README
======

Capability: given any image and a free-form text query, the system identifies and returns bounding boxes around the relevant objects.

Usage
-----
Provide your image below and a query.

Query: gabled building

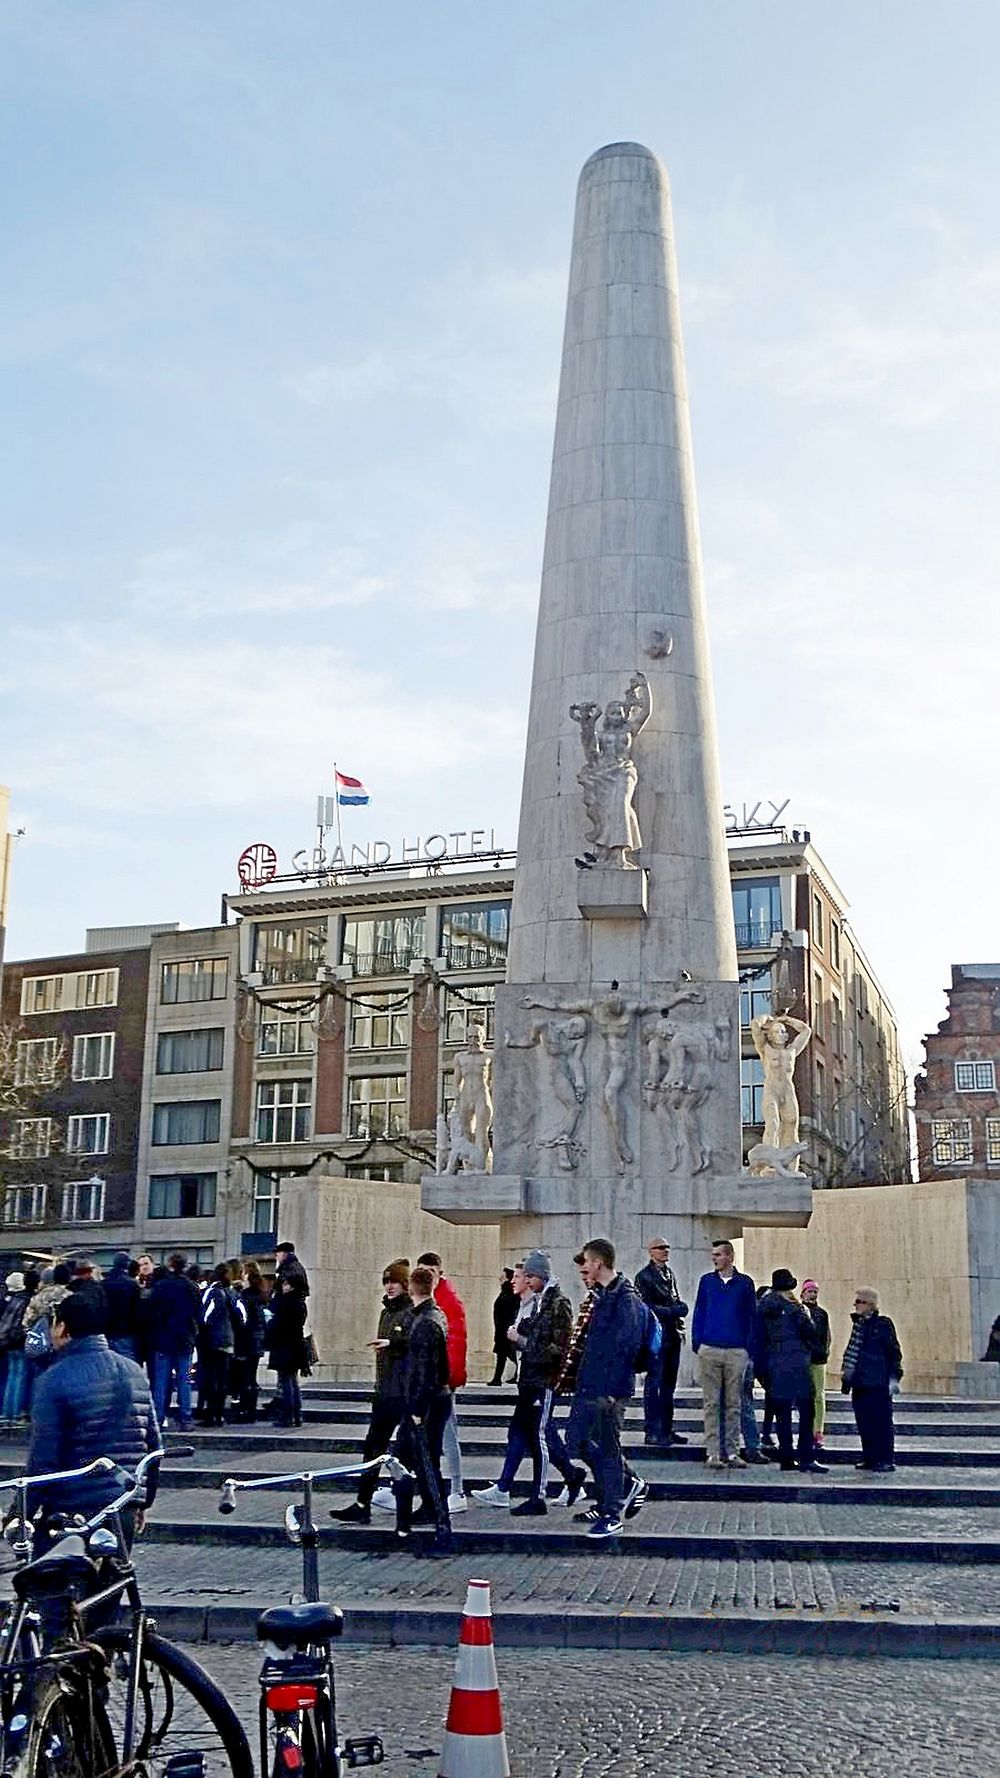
[914,964,1000,1180]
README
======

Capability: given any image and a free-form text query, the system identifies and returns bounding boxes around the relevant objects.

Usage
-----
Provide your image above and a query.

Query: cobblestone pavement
[176,1643,1000,1777]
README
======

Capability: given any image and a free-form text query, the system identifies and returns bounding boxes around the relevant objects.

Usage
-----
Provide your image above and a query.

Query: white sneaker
[370,1487,395,1512]
[470,1485,510,1508]
[448,1492,468,1514]
[553,1485,570,1507]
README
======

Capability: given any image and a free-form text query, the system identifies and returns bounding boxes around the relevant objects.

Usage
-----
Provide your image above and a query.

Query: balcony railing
[345,950,420,978]
[259,959,324,986]
[735,923,782,951]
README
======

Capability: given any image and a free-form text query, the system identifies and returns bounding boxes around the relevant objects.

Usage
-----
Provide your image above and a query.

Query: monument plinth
[422,142,810,1293]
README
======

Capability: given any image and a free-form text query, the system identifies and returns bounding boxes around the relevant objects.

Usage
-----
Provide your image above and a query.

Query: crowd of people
[0,1240,314,1435]
[0,1230,916,1552]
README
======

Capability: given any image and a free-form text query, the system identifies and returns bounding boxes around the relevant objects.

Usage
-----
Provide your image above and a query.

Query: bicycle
[218,1454,404,1776]
[0,1447,255,1777]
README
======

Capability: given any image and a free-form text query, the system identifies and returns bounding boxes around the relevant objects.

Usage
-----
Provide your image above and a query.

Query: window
[71,1032,115,1081]
[9,1118,53,1159]
[160,958,229,1004]
[62,1178,105,1224]
[14,1037,62,1086]
[439,900,511,971]
[255,1080,312,1144]
[831,995,844,1058]
[740,1057,765,1125]
[830,920,841,971]
[148,1172,218,1218]
[931,1119,973,1166]
[252,1171,285,1235]
[812,971,825,1041]
[348,1074,407,1138]
[253,922,326,986]
[986,1120,1000,1167]
[20,968,119,1014]
[341,911,425,977]
[814,1059,827,1129]
[350,994,409,1051]
[156,1029,225,1074]
[344,1162,405,1182]
[856,974,869,1018]
[739,969,773,1029]
[67,1113,110,1155]
[443,985,496,1046]
[2,1185,47,1226]
[258,1010,316,1058]
[955,1060,996,1093]
[151,1100,221,1146]
[730,880,782,950]
[812,893,824,949]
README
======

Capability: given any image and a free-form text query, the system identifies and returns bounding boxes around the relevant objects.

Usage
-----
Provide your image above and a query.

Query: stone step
[248,1403,1000,1438]
[299,1383,1000,1417]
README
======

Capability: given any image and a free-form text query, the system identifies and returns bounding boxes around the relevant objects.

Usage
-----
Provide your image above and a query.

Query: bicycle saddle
[12,1535,99,1601]
[256,1602,344,1647]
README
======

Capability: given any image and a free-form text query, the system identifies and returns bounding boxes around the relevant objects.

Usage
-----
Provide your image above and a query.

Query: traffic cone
[437,1578,511,1778]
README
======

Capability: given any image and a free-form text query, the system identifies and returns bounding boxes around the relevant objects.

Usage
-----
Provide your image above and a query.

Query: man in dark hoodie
[104,1252,142,1360]
[566,1238,649,1540]
[392,1264,453,1553]
[331,1260,413,1525]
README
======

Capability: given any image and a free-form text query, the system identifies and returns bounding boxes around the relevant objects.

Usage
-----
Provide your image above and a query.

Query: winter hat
[40,1267,55,1286]
[523,1250,552,1282]
[801,1279,819,1293]
[4,1273,25,1293]
[383,1260,410,1288]
[111,1250,131,1272]
[771,1268,798,1292]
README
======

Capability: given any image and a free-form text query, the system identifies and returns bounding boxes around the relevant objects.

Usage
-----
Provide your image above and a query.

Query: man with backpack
[566,1239,651,1540]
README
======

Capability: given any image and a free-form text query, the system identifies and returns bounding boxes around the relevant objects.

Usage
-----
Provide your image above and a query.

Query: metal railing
[734,923,782,951]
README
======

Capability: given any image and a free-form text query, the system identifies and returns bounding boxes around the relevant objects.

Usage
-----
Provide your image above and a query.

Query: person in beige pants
[691,1240,758,1471]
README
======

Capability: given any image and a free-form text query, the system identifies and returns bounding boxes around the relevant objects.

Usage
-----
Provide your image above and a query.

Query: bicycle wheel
[6,1676,117,1778]
[93,1625,254,1778]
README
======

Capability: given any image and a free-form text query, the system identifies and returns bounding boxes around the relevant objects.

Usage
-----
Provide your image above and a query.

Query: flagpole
[333,758,345,860]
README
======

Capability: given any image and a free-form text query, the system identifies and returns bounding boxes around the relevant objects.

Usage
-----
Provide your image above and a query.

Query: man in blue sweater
[691,1240,757,1470]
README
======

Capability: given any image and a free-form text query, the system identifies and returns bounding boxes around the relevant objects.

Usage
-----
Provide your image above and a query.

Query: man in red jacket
[417,1251,468,1515]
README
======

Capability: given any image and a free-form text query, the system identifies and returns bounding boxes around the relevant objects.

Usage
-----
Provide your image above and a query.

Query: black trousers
[237,1354,261,1421]
[200,1349,230,1427]
[489,1349,517,1385]
[358,1396,404,1507]
[642,1334,681,1439]
[773,1392,814,1468]
[852,1383,895,1466]
[394,1394,452,1542]
[566,1396,628,1520]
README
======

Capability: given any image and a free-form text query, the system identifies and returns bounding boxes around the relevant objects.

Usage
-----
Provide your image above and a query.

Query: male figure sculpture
[643,991,720,1175]
[569,670,651,868]
[448,1024,494,1173]
[750,1014,812,1165]
[523,983,643,1171]
[503,1013,589,1171]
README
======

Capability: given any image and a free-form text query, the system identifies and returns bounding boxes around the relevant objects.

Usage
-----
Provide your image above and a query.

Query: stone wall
[745,1177,1000,1396]
[278,1174,501,1382]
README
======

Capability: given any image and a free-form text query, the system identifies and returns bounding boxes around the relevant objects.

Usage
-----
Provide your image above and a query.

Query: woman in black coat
[488,1270,518,1386]
[754,1270,826,1473]
[267,1279,308,1428]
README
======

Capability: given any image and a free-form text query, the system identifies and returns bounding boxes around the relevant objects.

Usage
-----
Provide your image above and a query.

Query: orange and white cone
[437,1578,511,1778]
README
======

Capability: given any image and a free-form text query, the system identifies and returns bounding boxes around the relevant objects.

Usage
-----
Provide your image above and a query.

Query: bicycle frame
[0,1445,187,1769]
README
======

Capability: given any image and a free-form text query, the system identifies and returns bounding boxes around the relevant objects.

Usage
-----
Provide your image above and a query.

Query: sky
[2,0,999,1079]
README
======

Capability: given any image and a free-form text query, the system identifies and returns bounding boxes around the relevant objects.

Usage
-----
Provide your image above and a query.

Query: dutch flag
[335,768,371,807]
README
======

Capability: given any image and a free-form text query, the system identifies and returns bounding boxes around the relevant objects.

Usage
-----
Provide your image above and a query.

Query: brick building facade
[914,964,1000,1180]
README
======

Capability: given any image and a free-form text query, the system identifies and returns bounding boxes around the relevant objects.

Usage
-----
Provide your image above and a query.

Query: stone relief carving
[750,1014,812,1168]
[503,1013,589,1172]
[569,670,651,869]
[523,983,647,1172]
[644,627,673,660]
[446,1023,494,1173]
[642,988,726,1175]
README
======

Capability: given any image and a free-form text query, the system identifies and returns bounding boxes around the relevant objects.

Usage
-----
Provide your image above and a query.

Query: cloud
[127,539,388,618]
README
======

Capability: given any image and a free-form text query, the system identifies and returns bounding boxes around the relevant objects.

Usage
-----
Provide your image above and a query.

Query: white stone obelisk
[423,143,810,1294]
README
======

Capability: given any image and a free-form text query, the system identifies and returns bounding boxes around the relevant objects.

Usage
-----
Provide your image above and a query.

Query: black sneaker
[511,1498,547,1517]
[623,1476,648,1519]
[329,1502,371,1523]
[742,1450,770,1466]
[573,1506,601,1524]
[666,1431,689,1445]
[799,1461,830,1474]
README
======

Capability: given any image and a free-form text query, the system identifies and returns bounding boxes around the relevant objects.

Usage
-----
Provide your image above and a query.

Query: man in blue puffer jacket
[26,1293,160,1549]
[566,1238,649,1540]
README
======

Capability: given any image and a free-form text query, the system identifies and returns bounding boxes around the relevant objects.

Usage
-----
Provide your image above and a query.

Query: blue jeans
[2,1352,27,1421]
[277,1371,301,1424]
[566,1396,628,1521]
[152,1351,193,1426]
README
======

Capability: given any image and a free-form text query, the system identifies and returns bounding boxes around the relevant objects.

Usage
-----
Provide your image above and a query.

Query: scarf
[841,1314,865,1388]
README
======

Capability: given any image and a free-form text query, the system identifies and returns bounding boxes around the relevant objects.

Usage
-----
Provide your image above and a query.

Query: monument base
[421,1172,527,1223]
[576,867,648,920]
